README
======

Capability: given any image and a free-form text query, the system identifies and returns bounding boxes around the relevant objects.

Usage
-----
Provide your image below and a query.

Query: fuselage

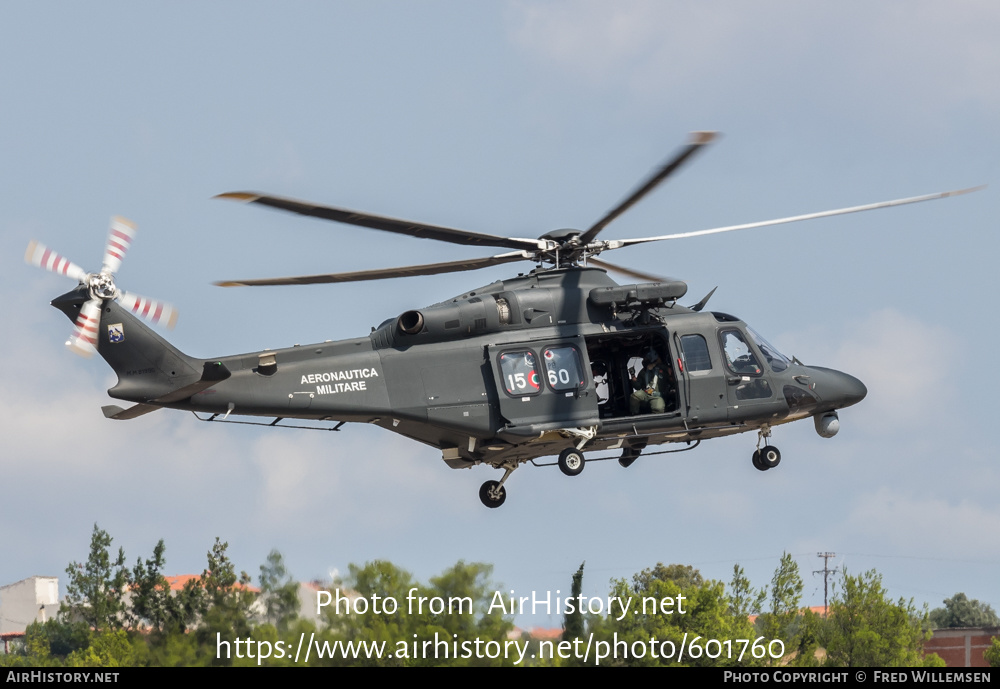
[64,266,865,469]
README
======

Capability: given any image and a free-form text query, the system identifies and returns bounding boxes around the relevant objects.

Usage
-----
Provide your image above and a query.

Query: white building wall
[0,577,60,635]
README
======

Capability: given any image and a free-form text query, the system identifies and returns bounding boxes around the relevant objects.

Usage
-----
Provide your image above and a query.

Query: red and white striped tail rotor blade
[66,298,102,357]
[118,292,178,329]
[25,240,87,283]
[101,216,136,275]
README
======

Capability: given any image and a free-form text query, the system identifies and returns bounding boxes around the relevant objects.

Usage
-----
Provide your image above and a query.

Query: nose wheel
[752,445,781,471]
[751,425,781,471]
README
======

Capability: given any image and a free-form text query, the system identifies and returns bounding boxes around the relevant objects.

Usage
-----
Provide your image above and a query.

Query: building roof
[163,574,260,593]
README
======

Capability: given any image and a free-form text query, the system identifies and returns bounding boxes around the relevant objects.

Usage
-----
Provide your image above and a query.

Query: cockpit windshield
[747,327,790,372]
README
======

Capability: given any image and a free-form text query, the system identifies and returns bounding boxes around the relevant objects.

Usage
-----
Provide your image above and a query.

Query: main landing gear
[557,448,585,476]
[751,425,781,472]
[479,448,588,508]
[479,480,506,508]
[479,462,518,508]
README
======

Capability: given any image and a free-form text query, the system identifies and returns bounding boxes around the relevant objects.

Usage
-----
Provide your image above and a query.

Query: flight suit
[630,363,669,415]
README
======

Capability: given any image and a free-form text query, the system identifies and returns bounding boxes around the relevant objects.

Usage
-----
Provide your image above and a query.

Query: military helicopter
[27,132,980,508]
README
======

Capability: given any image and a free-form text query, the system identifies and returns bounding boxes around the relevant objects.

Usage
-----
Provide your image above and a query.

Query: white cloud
[780,308,960,434]
[507,1,740,89]
[506,1,1000,116]
[834,310,959,432]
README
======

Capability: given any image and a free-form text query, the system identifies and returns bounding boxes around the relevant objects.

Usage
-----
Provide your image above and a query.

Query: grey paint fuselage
[55,266,866,469]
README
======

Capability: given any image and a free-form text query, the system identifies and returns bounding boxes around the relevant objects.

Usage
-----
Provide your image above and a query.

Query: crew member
[630,349,670,415]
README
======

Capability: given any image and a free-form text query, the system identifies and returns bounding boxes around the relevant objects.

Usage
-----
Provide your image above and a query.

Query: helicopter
[27,132,981,508]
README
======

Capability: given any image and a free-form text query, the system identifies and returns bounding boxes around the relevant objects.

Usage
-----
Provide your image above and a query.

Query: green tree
[62,524,130,632]
[823,569,942,667]
[423,560,512,665]
[259,549,300,632]
[65,629,140,667]
[327,559,416,667]
[787,608,826,667]
[727,563,766,660]
[170,576,207,633]
[633,563,703,591]
[323,559,514,666]
[727,564,765,621]
[756,552,804,663]
[129,539,173,633]
[590,563,744,667]
[426,561,510,642]
[197,538,256,642]
[928,593,1000,629]
[563,562,586,642]
[0,620,90,667]
[984,637,1000,668]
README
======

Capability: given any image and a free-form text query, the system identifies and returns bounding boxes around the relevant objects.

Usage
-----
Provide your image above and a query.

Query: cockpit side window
[680,334,712,372]
[720,330,763,376]
[498,350,542,396]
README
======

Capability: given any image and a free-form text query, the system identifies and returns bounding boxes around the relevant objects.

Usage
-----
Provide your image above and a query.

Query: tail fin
[51,287,202,403]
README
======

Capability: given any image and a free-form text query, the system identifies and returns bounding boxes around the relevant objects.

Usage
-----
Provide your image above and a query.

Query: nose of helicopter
[833,371,867,408]
[809,367,867,409]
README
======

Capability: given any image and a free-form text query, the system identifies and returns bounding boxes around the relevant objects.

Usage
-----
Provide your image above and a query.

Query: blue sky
[2,1,998,630]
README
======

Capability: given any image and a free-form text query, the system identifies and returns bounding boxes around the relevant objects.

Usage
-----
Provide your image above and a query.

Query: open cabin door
[583,328,680,420]
[488,337,597,429]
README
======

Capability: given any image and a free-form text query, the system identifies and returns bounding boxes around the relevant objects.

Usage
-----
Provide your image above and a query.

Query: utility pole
[813,552,838,616]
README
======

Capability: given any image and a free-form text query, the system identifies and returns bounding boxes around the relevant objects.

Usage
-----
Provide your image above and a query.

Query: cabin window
[498,350,542,396]
[679,334,712,372]
[542,345,586,391]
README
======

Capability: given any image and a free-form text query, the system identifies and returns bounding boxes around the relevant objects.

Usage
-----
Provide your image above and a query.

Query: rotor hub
[89,273,118,301]
[537,228,582,245]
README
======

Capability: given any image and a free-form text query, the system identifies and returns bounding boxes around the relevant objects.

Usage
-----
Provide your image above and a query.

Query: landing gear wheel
[759,445,781,469]
[479,480,506,508]
[558,448,585,477]
[752,449,767,472]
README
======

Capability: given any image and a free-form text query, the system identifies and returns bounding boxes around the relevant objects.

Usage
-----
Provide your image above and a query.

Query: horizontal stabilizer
[103,362,230,418]
[152,361,231,404]
[102,404,159,420]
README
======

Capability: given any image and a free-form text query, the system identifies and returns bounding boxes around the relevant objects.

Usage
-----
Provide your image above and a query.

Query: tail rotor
[26,217,177,357]
[25,240,88,282]
[101,216,136,275]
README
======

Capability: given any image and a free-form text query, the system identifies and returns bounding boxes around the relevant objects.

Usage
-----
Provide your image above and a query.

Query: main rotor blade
[613,186,986,248]
[579,131,718,245]
[25,241,87,282]
[214,251,532,287]
[216,192,543,251]
[588,257,666,283]
[101,216,136,275]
